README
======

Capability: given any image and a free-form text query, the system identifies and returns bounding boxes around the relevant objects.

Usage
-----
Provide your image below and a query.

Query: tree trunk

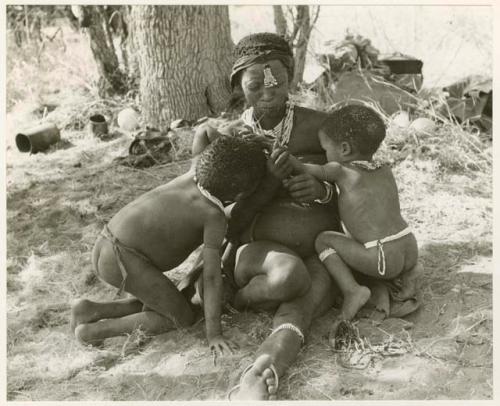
[291,6,311,89]
[130,5,233,129]
[273,6,287,37]
[83,5,127,97]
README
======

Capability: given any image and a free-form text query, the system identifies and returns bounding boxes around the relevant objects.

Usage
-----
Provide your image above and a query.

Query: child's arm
[202,212,235,356]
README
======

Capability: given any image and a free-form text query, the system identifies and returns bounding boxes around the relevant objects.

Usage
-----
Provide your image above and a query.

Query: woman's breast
[250,198,340,258]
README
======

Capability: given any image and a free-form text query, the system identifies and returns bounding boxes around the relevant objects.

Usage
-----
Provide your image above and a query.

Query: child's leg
[105,245,195,327]
[76,238,195,343]
[315,234,370,321]
[75,310,180,345]
[316,231,405,280]
[70,297,143,333]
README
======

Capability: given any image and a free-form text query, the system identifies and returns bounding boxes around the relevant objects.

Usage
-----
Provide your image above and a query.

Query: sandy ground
[5,116,492,401]
[5,8,492,400]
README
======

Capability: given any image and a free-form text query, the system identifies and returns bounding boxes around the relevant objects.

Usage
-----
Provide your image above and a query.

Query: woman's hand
[283,173,327,203]
[208,335,238,365]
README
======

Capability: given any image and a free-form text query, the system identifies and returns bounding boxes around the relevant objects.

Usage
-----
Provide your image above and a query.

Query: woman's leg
[232,256,335,400]
[232,241,311,311]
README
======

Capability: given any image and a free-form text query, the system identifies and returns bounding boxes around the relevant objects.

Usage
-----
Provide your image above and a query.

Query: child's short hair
[320,105,386,156]
[195,136,267,202]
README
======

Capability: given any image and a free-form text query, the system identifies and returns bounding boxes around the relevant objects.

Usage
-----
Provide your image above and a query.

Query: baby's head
[319,105,386,162]
[195,136,267,203]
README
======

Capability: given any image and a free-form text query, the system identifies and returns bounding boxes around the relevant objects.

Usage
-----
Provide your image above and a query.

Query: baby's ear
[341,141,352,155]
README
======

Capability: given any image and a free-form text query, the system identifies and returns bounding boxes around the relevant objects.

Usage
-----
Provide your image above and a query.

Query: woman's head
[230,33,294,116]
[195,136,267,203]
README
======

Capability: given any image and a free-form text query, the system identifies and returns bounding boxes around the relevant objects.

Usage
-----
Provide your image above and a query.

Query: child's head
[319,105,386,161]
[195,136,267,203]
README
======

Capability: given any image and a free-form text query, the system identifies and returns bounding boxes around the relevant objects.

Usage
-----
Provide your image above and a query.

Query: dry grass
[6,15,493,401]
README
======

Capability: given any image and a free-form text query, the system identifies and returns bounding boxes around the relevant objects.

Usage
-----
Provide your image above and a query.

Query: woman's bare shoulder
[294,105,329,127]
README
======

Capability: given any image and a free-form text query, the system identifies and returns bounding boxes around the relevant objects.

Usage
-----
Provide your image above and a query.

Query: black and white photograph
[3,2,494,402]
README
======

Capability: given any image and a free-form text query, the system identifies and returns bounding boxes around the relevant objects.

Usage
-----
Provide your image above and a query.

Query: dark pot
[15,123,61,153]
[89,114,109,138]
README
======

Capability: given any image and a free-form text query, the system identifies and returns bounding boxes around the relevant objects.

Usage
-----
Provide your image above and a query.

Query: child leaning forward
[71,136,267,356]
[272,105,421,331]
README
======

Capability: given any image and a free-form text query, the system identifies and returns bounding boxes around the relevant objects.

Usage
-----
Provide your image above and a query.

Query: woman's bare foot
[340,285,371,321]
[74,323,105,347]
[70,299,101,333]
[231,354,278,400]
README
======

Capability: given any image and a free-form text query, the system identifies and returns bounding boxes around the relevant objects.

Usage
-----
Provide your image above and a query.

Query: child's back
[72,136,267,352]
[108,171,217,271]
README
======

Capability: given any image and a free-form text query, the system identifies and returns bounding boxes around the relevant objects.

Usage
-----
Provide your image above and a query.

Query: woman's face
[240,59,290,117]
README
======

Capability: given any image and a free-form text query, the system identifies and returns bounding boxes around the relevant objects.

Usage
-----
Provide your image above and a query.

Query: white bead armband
[314,181,334,204]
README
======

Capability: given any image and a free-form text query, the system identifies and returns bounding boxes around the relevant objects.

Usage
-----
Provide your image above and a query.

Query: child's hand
[267,147,293,180]
[209,335,238,365]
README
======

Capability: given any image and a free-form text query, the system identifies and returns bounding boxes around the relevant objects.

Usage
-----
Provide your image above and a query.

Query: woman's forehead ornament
[263,64,278,88]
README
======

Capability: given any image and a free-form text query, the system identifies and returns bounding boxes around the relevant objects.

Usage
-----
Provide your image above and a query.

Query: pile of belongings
[311,34,423,115]
[115,127,173,168]
[441,75,492,132]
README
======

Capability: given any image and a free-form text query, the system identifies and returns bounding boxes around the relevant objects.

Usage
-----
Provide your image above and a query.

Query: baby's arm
[288,155,343,183]
[271,147,343,183]
[202,211,235,356]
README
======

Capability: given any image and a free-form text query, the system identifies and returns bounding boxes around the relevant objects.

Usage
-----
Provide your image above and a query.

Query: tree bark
[291,6,311,89]
[130,5,233,129]
[83,5,127,97]
[273,6,287,37]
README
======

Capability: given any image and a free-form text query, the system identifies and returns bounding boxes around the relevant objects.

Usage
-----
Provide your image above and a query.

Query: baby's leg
[316,231,405,280]
[315,233,370,322]
[393,261,423,301]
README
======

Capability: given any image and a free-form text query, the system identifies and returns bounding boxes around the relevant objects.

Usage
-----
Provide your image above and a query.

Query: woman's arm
[226,171,282,242]
[192,124,222,157]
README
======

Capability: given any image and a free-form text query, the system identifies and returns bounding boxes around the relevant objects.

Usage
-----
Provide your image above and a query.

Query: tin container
[89,114,109,139]
[15,123,61,153]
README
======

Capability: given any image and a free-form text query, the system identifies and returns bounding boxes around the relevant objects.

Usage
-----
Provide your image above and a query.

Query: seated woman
[192,33,341,400]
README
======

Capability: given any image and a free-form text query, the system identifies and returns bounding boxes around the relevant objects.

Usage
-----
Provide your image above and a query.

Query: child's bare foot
[229,354,278,400]
[70,299,101,333]
[340,285,371,321]
[74,323,105,347]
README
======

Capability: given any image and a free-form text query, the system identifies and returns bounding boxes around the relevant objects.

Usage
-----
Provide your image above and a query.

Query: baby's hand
[209,335,238,365]
[268,147,293,180]
[286,154,304,172]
